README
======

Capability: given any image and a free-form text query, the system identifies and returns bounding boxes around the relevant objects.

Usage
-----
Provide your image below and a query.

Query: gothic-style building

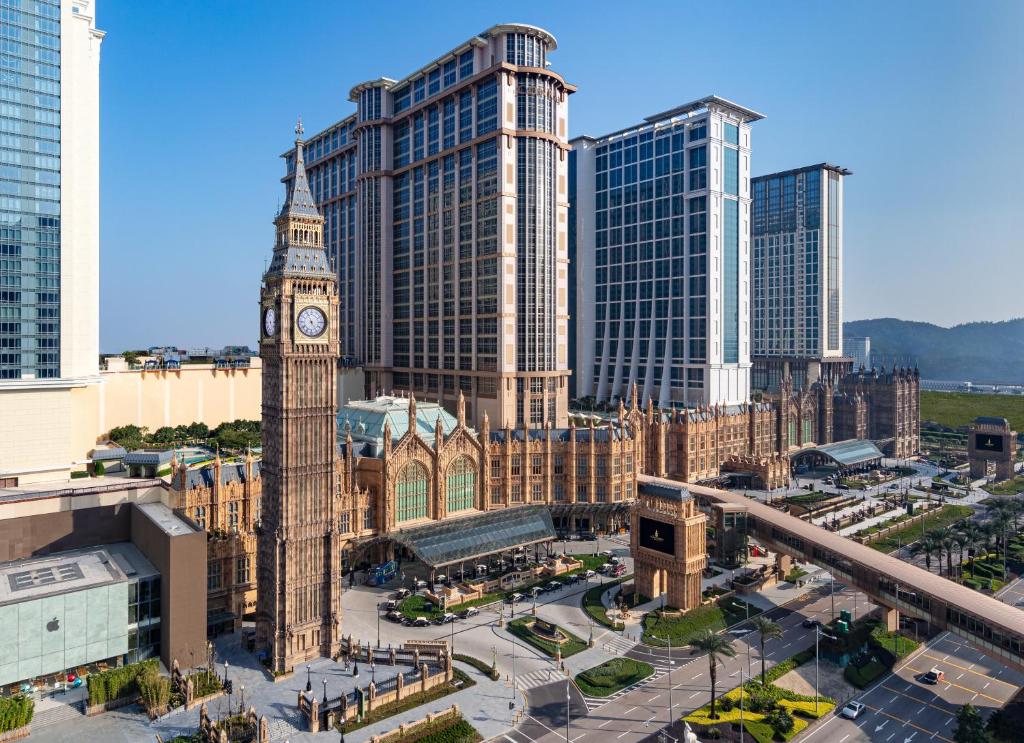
[255,123,344,672]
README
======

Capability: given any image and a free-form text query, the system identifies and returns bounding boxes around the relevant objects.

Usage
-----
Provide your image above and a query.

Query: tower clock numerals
[297,306,327,338]
[263,307,277,337]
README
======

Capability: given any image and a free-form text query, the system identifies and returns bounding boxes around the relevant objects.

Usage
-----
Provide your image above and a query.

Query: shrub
[71,470,90,479]
[0,696,34,733]
[137,666,171,716]
[93,460,106,476]
[452,653,499,681]
[963,578,981,591]
[575,658,654,697]
[704,727,722,740]
[87,659,159,706]
[766,708,795,737]
[718,696,734,712]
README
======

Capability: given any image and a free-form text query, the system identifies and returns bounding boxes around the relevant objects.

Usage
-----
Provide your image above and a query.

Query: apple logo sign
[46,617,60,632]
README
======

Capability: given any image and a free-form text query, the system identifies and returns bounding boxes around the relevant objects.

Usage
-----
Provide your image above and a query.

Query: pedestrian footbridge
[638,474,1024,670]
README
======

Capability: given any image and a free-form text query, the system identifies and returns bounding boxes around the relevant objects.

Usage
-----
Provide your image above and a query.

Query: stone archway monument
[630,482,708,611]
[969,416,1017,481]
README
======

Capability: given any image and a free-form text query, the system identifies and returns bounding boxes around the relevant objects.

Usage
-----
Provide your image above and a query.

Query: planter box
[0,725,30,742]
[85,695,137,717]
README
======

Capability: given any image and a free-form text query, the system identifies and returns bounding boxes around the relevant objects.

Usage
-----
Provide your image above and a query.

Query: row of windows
[392,50,475,114]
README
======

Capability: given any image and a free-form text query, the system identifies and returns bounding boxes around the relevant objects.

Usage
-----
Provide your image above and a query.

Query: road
[802,577,1024,743]
[503,582,867,743]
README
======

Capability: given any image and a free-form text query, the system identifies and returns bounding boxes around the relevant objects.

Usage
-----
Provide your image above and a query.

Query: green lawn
[575,658,655,697]
[581,576,628,630]
[869,505,974,552]
[869,625,919,659]
[921,390,1024,432]
[507,617,587,659]
[399,594,440,620]
[844,659,887,689]
[642,597,761,646]
[985,476,1024,496]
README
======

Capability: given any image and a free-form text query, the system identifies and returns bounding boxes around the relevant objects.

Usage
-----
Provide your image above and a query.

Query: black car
[577,532,598,542]
[801,618,822,629]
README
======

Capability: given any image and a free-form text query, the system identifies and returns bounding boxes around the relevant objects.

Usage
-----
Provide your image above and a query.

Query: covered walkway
[639,474,1024,671]
[791,438,883,474]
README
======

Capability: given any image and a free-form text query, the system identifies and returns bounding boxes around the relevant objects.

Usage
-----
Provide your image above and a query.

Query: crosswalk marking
[516,668,566,690]
[603,636,637,655]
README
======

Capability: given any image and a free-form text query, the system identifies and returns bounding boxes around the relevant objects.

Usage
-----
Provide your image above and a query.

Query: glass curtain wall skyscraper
[570,97,762,409]
[0,0,101,383]
[283,24,572,429]
[750,164,849,391]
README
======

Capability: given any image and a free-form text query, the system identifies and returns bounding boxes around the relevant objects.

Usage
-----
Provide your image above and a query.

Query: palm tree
[949,532,968,580]
[941,534,957,578]
[751,616,783,685]
[689,629,737,721]
[959,522,985,575]
[910,533,941,574]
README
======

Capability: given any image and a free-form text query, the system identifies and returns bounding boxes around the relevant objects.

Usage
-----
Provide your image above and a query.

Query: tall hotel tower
[283,24,574,429]
[570,97,763,408]
[0,0,104,484]
[750,164,850,391]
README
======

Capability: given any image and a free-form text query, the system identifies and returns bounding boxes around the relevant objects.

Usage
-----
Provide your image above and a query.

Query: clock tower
[256,120,343,672]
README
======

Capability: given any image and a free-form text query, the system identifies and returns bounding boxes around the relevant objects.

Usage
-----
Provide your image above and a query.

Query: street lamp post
[322,677,327,705]
[814,626,837,715]
[565,675,571,743]
[739,665,745,743]
[306,664,312,693]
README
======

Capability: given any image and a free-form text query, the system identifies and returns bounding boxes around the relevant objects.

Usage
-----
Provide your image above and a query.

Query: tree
[107,424,147,451]
[751,616,783,685]
[766,707,795,737]
[910,533,941,574]
[953,703,988,743]
[959,522,986,575]
[688,629,737,720]
[93,461,105,477]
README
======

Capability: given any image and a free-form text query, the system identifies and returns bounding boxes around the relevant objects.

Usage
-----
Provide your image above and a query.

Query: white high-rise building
[570,96,763,408]
[0,0,104,484]
[750,164,850,391]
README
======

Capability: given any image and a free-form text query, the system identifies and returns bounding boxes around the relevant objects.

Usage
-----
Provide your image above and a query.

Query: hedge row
[452,653,499,681]
[87,658,159,706]
[0,695,34,733]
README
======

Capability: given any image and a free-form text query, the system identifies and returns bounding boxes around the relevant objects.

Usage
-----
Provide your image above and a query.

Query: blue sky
[97,0,1024,352]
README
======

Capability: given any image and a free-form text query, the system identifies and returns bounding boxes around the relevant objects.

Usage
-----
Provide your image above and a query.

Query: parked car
[506,592,524,604]
[435,573,448,584]
[801,618,822,629]
[599,549,615,557]
[611,564,627,577]
[457,606,480,619]
[578,532,597,541]
[410,616,432,628]
[530,586,544,596]
[584,570,597,579]
[841,701,866,719]
[394,588,411,600]
[414,579,428,590]
[547,581,563,591]
[385,611,405,623]
[438,613,457,624]
[381,599,398,611]
[921,667,945,685]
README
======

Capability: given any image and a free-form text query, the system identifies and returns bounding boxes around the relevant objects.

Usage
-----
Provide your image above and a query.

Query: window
[364,498,376,530]
[511,455,521,476]
[228,501,239,533]
[235,556,250,585]
[396,462,429,522]
[207,560,222,590]
[723,123,739,145]
[531,483,543,502]
[194,506,206,529]
[446,457,476,513]
[531,455,543,476]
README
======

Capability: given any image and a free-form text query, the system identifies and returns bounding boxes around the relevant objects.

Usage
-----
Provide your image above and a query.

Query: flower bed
[642,597,761,646]
[508,617,587,658]
[575,658,654,697]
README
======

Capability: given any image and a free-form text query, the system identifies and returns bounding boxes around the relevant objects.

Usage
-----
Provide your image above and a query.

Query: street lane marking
[918,652,1018,687]
[880,686,955,718]
[624,706,638,714]
[688,691,701,699]
[840,736,849,742]
[617,732,629,739]
[903,666,1007,705]
[598,719,612,728]
[862,704,954,743]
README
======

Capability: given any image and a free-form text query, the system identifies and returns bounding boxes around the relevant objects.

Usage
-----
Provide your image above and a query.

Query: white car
[584,569,597,578]
[841,701,866,720]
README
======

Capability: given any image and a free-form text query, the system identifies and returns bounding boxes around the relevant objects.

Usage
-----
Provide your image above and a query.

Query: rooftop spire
[279,117,320,220]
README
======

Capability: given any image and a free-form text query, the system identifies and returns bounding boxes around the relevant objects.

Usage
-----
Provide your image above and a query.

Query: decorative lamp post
[322,677,328,705]
[306,664,312,693]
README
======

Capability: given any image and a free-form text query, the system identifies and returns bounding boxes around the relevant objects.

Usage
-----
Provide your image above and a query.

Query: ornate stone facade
[255,126,344,672]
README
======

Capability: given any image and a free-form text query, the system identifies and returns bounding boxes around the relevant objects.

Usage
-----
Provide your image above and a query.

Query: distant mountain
[845,318,1024,384]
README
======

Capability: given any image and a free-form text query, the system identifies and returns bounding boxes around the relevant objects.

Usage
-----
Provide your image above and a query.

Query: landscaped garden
[642,597,760,646]
[581,575,629,630]
[868,504,973,552]
[574,657,655,697]
[684,648,834,743]
[333,668,474,734]
[985,475,1024,496]
[507,616,587,658]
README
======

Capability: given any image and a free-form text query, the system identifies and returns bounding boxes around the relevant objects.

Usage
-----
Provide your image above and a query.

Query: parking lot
[805,578,1024,743]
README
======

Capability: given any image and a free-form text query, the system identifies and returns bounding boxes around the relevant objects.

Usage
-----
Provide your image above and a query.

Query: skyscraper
[0,0,104,485]
[0,0,102,382]
[284,24,573,430]
[570,97,763,409]
[750,164,851,391]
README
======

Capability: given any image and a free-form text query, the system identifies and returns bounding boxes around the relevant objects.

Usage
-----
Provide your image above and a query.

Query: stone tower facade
[256,122,343,672]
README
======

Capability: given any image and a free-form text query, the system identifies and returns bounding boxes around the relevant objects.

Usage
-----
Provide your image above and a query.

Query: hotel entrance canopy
[390,506,556,568]
[791,439,884,469]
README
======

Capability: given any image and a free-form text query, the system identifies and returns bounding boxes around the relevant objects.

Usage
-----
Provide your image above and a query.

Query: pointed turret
[457,390,466,428]
[435,414,444,450]
[266,119,331,279]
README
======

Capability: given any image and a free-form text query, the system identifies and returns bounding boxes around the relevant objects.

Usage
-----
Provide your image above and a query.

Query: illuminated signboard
[976,434,1004,453]
[639,516,675,556]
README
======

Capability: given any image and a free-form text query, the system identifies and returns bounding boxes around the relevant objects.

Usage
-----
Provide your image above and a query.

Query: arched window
[396,462,428,523]
[446,457,476,513]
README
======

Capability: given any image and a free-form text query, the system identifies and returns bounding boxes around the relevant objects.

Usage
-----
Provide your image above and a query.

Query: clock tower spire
[256,120,343,673]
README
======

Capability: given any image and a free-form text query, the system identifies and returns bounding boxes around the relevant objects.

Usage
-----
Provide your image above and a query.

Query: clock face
[297,306,327,338]
[263,307,277,337]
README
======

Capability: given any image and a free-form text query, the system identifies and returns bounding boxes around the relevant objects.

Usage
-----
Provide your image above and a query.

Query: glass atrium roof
[389,506,556,568]
[338,396,465,444]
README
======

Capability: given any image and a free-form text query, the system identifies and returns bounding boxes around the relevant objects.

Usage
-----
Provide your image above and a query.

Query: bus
[366,560,398,586]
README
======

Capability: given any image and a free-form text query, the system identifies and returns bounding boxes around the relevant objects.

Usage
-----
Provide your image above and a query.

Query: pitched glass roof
[389,506,556,567]
[795,439,884,467]
[338,396,464,444]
